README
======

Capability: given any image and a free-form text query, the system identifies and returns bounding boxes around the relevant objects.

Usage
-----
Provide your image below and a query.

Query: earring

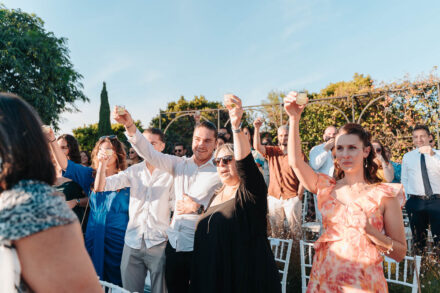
[364,158,368,168]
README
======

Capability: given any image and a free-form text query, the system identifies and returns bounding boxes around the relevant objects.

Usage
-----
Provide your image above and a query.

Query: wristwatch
[232,128,241,133]
[197,204,205,215]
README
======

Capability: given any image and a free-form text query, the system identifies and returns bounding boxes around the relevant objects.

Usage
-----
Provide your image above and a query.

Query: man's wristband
[126,122,134,129]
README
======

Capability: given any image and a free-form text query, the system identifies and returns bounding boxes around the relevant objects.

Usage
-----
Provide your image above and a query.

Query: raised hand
[42,125,56,142]
[112,106,133,127]
[419,145,435,156]
[253,118,263,129]
[283,91,307,118]
[97,148,112,164]
[224,94,243,130]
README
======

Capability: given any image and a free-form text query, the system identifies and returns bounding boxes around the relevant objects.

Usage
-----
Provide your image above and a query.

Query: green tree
[98,82,112,137]
[0,5,87,129]
[73,121,144,153]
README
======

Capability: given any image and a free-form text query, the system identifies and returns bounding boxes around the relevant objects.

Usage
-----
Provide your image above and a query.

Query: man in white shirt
[95,128,174,293]
[309,126,338,176]
[402,125,440,253]
[113,109,221,293]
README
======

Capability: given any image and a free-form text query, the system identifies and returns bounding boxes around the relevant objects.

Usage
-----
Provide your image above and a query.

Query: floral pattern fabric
[307,174,405,293]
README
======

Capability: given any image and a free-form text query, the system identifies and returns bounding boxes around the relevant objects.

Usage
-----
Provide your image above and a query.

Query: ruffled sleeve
[316,173,336,211]
[0,180,77,244]
[370,183,405,209]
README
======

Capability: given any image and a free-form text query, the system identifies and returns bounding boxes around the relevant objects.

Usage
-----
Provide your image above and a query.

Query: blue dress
[63,161,129,286]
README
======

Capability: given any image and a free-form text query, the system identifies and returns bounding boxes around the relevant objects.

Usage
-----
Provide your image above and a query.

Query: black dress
[56,180,88,232]
[190,153,281,293]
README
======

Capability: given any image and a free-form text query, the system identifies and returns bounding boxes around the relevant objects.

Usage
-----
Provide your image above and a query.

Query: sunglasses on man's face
[213,155,233,166]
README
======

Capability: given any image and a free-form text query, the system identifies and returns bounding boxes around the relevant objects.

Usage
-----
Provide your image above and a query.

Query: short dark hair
[174,142,186,149]
[144,128,165,142]
[195,121,218,139]
[0,93,55,191]
[413,124,430,136]
[57,134,81,164]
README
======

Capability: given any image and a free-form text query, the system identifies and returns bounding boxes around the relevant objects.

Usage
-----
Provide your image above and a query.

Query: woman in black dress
[190,94,281,293]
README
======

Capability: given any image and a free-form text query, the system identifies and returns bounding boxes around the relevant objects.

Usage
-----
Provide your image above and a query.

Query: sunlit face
[143,132,165,153]
[335,133,370,174]
[80,152,88,165]
[412,129,430,148]
[128,148,138,160]
[278,129,288,146]
[324,126,338,141]
[192,126,217,163]
[57,138,69,157]
[100,141,117,165]
[215,148,238,184]
[174,146,185,157]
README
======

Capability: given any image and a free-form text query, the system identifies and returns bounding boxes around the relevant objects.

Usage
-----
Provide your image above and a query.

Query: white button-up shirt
[309,143,334,176]
[401,148,440,197]
[127,130,221,252]
[105,161,174,249]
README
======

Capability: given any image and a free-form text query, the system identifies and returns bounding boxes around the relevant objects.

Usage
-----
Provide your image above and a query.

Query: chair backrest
[269,237,293,293]
[99,280,131,293]
[299,240,315,293]
[383,255,422,293]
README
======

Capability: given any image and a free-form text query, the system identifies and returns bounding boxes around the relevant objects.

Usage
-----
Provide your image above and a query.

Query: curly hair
[333,123,381,184]
[57,134,81,164]
[90,136,127,172]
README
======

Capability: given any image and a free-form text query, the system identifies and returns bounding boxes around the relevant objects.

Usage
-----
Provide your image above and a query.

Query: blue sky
[3,0,440,134]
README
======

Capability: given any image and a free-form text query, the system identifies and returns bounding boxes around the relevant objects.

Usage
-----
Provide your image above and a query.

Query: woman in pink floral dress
[283,92,407,292]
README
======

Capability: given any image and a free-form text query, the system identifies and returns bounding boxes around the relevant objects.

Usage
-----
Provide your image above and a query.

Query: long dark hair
[57,134,81,164]
[333,123,381,184]
[0,93,55,191]
[91,137,127,172]
[372,139,389,164]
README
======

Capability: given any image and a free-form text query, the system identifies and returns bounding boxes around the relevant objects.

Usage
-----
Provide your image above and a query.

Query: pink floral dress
[307,174,405,293]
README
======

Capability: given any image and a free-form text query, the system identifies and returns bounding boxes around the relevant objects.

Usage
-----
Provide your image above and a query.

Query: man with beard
[113,108,221,293]
[254,119,305,239]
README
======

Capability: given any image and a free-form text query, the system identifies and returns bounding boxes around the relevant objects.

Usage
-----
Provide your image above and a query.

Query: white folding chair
[299,240,314,293]
[301,192,322,241]
[99,280,132,293]
[383,255,422,293]
[269,237,293,293]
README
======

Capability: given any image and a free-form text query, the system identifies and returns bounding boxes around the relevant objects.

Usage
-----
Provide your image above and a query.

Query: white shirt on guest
[126,129,221,252]
[401,148,440,197]
[309,143,334,176]
[105,161,174,250]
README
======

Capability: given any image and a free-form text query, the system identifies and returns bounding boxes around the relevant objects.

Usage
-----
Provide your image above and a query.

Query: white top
[309,143,334,176]
[105,161,174,249]
[401,148,440,196]
[127,130,221,252]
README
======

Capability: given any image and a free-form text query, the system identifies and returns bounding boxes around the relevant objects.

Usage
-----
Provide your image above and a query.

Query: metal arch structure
[163,112,210,134]
[158,83,440,146]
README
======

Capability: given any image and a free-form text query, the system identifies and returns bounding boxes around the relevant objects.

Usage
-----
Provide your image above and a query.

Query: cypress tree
[97,82,113,137]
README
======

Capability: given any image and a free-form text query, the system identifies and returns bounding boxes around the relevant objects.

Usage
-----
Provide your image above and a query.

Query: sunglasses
[99,135,117,140]
[375,148,382,153]
[213,155,233,166]
[129,151,135,154]
[174,149,183,153]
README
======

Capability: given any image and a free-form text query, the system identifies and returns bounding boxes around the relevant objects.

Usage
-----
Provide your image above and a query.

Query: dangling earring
[364,158,368,168]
